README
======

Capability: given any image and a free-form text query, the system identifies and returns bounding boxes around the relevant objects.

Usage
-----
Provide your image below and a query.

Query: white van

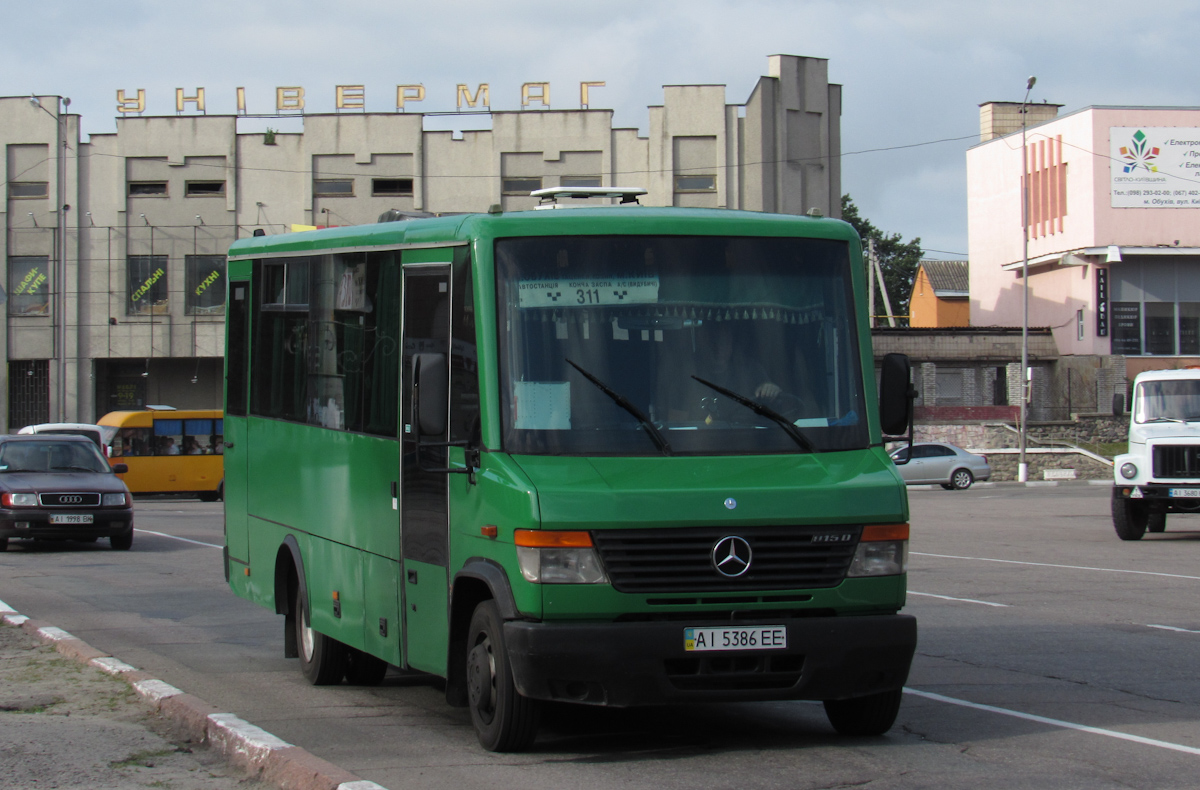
[17,423,117,456]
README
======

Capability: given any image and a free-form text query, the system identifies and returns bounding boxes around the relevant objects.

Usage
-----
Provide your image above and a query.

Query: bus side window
[184,419,214,454]
[153,419,184,456]
[113,428,152,457]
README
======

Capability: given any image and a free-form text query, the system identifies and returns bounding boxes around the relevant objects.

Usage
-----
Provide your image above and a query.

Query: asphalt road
[3,485,1200,789]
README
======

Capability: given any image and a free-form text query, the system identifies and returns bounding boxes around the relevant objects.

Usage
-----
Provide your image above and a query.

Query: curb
[0,600,387,790]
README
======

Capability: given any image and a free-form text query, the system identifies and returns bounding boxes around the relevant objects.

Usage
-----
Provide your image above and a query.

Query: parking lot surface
[2,486,1200,789]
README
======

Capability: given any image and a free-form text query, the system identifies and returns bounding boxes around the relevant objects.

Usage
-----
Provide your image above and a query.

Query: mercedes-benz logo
[711,536,752,578]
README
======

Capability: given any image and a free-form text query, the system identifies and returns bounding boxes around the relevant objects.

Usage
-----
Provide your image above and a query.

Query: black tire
[1112,493,1149,541]
[109,530,133,551]
[940,483,954,491]
[295,586,347,685]
[950,468,974,490]
[1148,512,1167,533]
[198,490,219,502]
[824,688,904,736]
[466,600,540,752]
[0,537,7,552]
[344,647,389,686]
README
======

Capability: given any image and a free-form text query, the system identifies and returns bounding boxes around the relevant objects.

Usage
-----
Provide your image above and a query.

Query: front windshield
[496,235,867,456]
[1135,379,1200,423]
[0,441,111,473]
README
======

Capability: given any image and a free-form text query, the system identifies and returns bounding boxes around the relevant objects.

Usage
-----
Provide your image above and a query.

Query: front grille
[38,493,101,507]
[664,654,804,690]
[1153,445,1200,478]
[592,525,860,594]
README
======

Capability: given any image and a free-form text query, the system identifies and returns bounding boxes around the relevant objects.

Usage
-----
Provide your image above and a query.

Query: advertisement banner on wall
[1110,127,1200,208]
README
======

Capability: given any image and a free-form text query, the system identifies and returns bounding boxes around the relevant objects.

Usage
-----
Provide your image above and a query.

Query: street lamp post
[30,95,70,422]
[1018,76,1036,484]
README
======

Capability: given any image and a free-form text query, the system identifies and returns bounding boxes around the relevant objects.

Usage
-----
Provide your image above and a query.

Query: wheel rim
[299,603,315,662]
[953,471,971,488]
[467,635,498,724]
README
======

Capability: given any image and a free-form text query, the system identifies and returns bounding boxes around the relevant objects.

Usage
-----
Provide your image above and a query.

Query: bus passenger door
[400,264,451,674]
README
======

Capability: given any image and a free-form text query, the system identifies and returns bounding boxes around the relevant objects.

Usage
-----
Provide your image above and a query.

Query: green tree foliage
[841,195,923,327]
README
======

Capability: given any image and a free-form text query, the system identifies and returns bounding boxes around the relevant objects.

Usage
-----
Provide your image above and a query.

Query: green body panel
[402,558,449,674]
[362,553,401,665]
[246,419,399,560]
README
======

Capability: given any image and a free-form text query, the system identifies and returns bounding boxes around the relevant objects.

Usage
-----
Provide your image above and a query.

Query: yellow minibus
[98,408,223,499]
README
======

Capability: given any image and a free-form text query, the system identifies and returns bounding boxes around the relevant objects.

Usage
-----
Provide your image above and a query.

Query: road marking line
[1147,624,1200,634]
[913,552,1200,582]
[136,529,222,549]
[909,591,1009,607]
[904,688,1200,756]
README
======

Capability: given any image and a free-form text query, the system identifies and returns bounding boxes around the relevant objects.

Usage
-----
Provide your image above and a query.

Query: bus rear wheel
[466,600,540,752]
[823,688,903,736]
[295,586,347,685]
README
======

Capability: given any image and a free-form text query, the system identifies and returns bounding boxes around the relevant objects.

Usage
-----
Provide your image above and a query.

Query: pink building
[968,104,1200,380]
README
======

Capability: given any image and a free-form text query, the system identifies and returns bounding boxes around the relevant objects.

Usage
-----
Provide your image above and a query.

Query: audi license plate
[684,625,786,652]
[49,514,93,525]
[1169,489,1200,498]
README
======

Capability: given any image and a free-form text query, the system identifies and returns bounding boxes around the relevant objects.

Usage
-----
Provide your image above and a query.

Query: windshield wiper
[52,465,102,472]
[565,358,672,456]
[691,375,816,453]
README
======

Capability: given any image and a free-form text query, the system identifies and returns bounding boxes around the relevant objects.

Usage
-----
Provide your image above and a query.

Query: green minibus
[223,190,917,751]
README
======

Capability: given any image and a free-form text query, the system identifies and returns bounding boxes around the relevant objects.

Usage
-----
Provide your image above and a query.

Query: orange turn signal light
[480,525,498,539]
[514,529,593,548]
[861,523,909,542]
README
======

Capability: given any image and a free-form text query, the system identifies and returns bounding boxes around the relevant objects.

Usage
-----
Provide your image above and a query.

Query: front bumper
[0,509,134,541]
[504,613,916,707]
[1113,484,1200,508]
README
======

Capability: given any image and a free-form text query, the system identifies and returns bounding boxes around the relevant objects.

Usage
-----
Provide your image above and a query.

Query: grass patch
[110,748,175,769]
[1077,441,1127,459]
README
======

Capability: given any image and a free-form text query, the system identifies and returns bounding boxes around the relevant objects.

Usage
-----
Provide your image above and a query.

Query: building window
[8,360,49,429]
[1077,309,1085,341]
[502,177,542,195]
[127,255,168,315]
[128,182,168,196]
[1181,303,1200,355]
[314,179,354,197]
[1146,302,1176,355]
[674,175,717,192]
[8,256,50,316]
[372,178,413,197]
[185,255,226,316]
[185,181,225,197]
[8,182,48,199]
[561,176,602,188]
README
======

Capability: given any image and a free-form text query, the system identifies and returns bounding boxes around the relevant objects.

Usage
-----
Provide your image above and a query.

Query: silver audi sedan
[889,442,991,490]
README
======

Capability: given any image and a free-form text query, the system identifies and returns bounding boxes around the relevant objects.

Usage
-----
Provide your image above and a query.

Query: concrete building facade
[2,54,842,429]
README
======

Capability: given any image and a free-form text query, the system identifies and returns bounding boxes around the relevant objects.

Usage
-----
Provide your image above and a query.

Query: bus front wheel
[466,600,540,752]
[1112,494,1149,541]
[823,688,903,736]
[295,586,347,685]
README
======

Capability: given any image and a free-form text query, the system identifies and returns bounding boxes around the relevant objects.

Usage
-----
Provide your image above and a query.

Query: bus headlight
[1120,463,1138,479]
[514,530,609,584]
[847,524,909,578]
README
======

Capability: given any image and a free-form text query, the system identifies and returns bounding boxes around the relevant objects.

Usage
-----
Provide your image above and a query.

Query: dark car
[889,442,992,490]
[0,435,134,551]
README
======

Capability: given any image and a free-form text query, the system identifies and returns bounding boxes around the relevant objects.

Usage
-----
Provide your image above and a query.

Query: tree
[841,195,923,328]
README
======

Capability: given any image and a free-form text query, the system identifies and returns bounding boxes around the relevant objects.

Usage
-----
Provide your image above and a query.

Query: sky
[4,0,1199,259]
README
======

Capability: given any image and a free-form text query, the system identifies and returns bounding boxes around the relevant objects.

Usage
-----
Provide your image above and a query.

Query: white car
[889,442,991,490]
[18,423,117,457]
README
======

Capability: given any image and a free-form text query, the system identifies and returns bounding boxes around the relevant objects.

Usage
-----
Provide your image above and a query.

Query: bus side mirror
[112,463,129,474]
[413,353,448,438]
[879,353,914,437]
